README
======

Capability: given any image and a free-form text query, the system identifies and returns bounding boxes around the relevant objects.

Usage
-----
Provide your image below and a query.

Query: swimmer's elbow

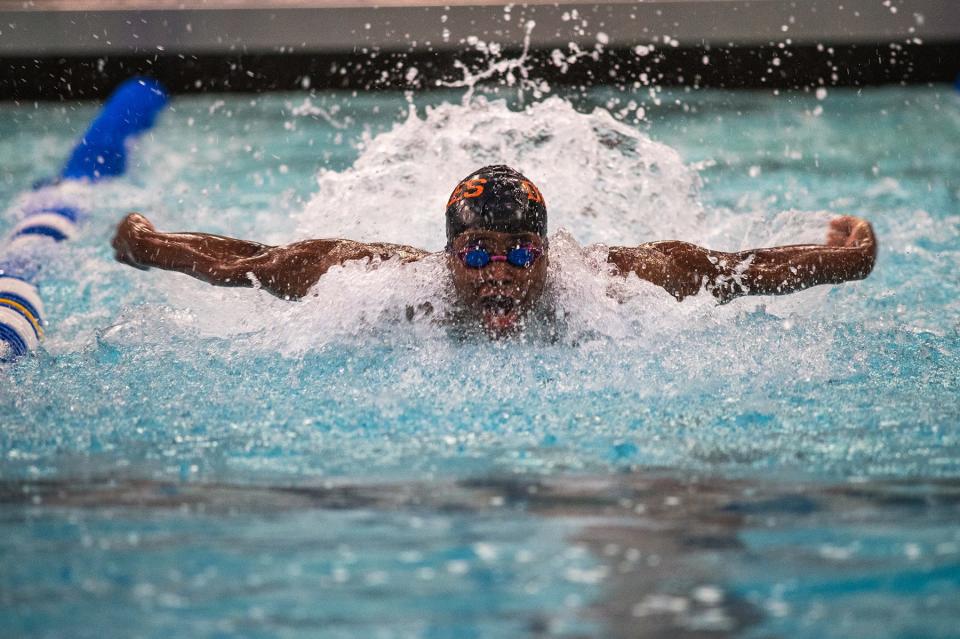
[250,252,323,301]
[198,254,291,297]
[265,277,312,301]
[245,264,311,301]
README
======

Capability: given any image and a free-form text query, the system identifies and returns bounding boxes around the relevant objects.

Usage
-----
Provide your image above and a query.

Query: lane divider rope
[0,77,168,362]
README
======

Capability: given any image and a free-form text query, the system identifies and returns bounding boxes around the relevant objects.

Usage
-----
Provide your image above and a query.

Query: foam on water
[117,96,839,360]
[0,88,957,482]
[2,83,959,639]
[297,96,706,250]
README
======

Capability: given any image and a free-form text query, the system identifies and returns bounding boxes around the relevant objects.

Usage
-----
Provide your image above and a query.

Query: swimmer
[111,165,876,336]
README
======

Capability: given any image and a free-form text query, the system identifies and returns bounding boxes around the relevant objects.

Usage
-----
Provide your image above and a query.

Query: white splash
[437,20,549,102]
[8,95,871,369]
[288,98,350,130]
[296,96,705,252]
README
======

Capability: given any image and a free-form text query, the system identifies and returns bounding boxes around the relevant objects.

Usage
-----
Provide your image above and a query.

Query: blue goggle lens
[464,249,489,268]
[461,247,540,269]
[507,247,538,267]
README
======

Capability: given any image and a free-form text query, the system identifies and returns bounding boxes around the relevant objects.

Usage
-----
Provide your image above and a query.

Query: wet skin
[446,230,548,335]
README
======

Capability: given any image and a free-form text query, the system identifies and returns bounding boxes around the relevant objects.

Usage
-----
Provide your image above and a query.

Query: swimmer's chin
[482,310,521,335]
[480,304,525,336]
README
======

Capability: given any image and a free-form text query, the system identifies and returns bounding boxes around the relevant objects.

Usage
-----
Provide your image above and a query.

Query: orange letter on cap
[446,183,464,207]
[462,178,487,198]
[521,180,544,204]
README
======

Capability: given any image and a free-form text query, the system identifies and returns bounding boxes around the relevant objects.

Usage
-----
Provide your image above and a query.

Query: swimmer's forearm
[113,213,339,299]
[131,232,345,298]
[132,233,265,268]
[609,230,875,302]
[121,221,429,299]
[130,231,272,285]
[715,243,876,302]
[717,215,877,301]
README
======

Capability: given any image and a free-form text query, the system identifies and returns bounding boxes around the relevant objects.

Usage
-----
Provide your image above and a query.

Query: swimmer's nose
[480,263,515,287]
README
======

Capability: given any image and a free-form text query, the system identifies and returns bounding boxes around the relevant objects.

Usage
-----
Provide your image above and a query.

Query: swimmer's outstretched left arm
[607,216,877,303]
[111,213,429,300]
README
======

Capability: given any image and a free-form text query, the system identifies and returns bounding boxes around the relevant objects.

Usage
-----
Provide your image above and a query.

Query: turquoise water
[1,86,959,637]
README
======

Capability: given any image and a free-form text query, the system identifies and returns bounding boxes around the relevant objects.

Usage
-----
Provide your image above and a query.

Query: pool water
[1,85,959,637]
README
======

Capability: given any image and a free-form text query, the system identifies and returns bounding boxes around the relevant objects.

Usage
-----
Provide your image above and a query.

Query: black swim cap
[445,165,547,246]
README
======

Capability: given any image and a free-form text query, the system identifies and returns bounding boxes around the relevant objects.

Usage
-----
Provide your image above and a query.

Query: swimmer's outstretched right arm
[111,213,429,300]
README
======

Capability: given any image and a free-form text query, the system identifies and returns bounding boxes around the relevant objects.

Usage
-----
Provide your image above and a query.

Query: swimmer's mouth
[481,295,519,317]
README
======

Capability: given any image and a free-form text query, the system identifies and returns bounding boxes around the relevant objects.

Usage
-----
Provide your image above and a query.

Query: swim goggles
[457,245,543,269]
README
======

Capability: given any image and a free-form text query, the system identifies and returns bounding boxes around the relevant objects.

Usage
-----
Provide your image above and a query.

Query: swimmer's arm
[111,213,429,300]
[607,216,877,303]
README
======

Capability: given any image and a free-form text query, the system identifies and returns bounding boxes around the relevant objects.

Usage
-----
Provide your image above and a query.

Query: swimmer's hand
[608,215,877,303]
[112,213,156,270]
[826,215,877,253]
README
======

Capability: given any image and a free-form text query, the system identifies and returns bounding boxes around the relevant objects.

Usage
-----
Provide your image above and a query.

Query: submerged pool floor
[1,86,958,637]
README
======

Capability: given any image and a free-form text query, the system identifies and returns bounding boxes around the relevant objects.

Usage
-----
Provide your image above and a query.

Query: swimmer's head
[445,165,547,247]
[445,166,549,336]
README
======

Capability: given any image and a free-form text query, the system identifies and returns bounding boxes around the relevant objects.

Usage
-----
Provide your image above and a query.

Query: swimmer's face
[447,230,549,335]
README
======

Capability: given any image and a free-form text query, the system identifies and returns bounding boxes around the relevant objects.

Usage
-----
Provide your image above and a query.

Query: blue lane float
[61,77,168,182]
[0,77,168,362]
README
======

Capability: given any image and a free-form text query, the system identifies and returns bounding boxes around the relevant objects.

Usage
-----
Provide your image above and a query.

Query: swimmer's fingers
[117,212,155,235]
[827,216,873,249]
[111,213,156,270]
[826,217,853,246]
